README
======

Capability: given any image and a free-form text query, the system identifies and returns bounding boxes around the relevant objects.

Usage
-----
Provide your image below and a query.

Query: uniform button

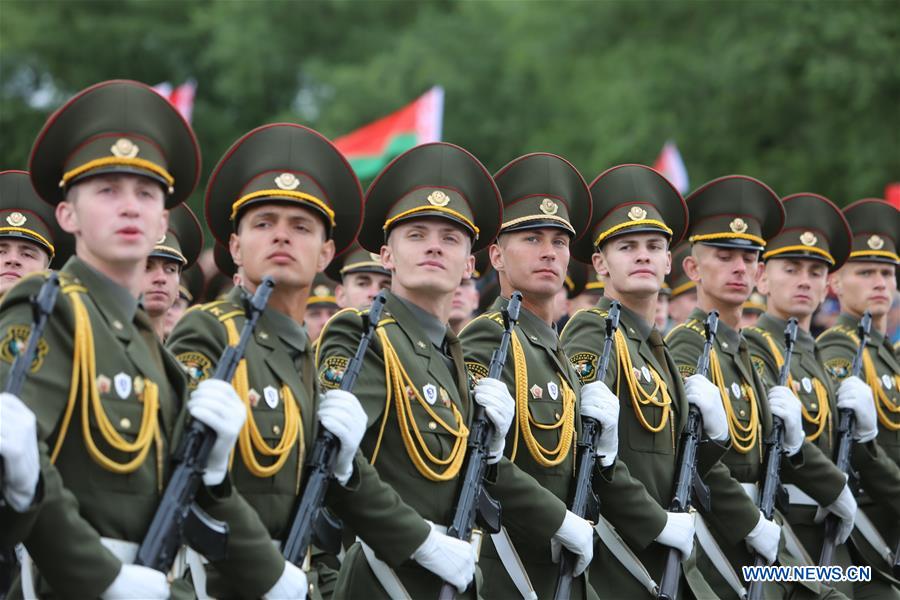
[120,417,132,429]
[739,409,746,417]
[428,421,437,430]
[530,335,538,342]
[722,342,729,349]
[273,424,282,435]
[112,320,123,330]
[810,403,817,410]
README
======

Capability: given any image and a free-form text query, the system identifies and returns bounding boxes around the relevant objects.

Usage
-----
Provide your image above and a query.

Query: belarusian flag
[152,80,197,123]
[334,86,444,180]
[653,141,689,194]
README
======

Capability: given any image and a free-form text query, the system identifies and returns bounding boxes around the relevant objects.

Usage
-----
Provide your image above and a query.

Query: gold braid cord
[375,328,469,481]
[836,329,900,431]
[613,330,674,448]
[508,330,575,467]
[709,349,759,454]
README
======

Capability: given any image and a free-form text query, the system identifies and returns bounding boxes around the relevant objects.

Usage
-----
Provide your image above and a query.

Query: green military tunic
[167,286,434,598]
[668,308,848,598]
[0,259,283,598]
[460,296,594,599]
[562,298,729,599]
[746,313,900,597]
[317,291,570,598]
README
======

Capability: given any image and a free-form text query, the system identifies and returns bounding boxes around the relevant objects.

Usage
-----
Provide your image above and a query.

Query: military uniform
[324,241,391,284]
[0,80,283,598]
[317,142,573,598]
[667,176,847,599]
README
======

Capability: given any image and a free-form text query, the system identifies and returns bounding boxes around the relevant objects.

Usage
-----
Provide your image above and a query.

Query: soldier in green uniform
[667,175,854,599]
[141,204,202,340]
[0,79,294,599]
[817,198,900,597]
[316,142,595,598]
[745,193,900,598]
[458,152,608,598]
[326,241,391,310]
[562,164,739,599]
[305,273,340,342]
[162,263,205,339]
[665,241,697,331]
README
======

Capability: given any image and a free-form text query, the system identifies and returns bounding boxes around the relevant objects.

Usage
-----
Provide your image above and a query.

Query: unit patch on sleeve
[571,352,599,383]
[465,361,490,383]
[320,356,349,390]
[677,363,697,379]
[824,357,852,381]
[176,351,213,390]
[0,325,48,372]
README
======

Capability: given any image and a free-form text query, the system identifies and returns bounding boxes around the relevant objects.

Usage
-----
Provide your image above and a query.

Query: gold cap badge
[867,234,885,250]
[539,198,559,216]
[427,190,450,207]
[628,206,648,221]
[5,212,26,227]
[274,173,300,191]
[729,217,749,234]
[800,231,817,247]
[111,138,139,159]
[313,284,330,297]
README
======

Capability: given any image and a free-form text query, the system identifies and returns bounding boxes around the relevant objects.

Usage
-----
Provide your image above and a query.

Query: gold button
[810,403,817,410]
[555,412,561,420]
[273,424,281,435]
[428,421,437,430]
[120,417,131,429]
[739,409,746,417]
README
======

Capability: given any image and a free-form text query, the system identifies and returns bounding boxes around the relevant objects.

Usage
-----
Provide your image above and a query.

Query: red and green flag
[334,86,444,180]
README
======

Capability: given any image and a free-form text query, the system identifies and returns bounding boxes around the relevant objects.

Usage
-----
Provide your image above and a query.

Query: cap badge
[427,190,450,207]
[867,234,884,250]
[313,285,330,297]
[5,212,26,227]
[800,231,818,247]
[111,138,139,159]
[628,206,647,221]
[274,173,300,191]
[540,198,559,216]
[729,218,749,234]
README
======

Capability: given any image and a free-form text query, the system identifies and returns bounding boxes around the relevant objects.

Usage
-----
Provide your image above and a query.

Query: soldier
[162,263,205,338]
[818,198,900,595]
[561,164,734,599]
[567,261,605,314]
[458,152,611,598]
[305,273,340,342]
[667,175,854,599]
[316,142,595,598]
[745,193,900,598]
[740,291,767,329]
[665,241,696,330]
[656,283,672,330]
[326,241,391,310]
[141,204,202,340]
[0,80,296,598]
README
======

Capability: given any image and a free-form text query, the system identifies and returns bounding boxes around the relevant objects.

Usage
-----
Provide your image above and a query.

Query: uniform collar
[64,256,139,324]
[225,286,308,353]
[393,293,448,350]
[491,296,558,351]
[757,312,815,353]
[687,306,742,351]
[600,296,653,341]
[837,311,885,346]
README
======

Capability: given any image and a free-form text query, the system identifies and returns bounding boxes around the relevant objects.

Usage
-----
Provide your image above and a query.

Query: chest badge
[114,372,132,399]
[248,388,261,408]
[423,383,438,405]
[801,377,813,394]
[547,381,559,400]
[641,365,652,383]
[264,385,279,409]
[97,374,112,395]
[883,374,894,390]
[731,382,742,400]
[439,387,451,408]
[530,384,543,399]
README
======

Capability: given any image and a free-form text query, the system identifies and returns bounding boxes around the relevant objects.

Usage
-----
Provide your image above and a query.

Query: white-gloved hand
[187,379,247,486]
[550,510,595,576]
[684,375,729,441]
[768,386,803,456]
[0,392,40,511]
[473,377,515,464]
[411,526,476,593]
[263,560,308,599]
[318,389,367,485]
[100,564,169,599]
[655,511,696,560]
[745,511,781,565]
[814,483,857,545]
[837,376,877,443]
[580,381,620,467]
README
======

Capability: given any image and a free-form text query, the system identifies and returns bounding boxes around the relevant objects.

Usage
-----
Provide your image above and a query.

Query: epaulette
[816,324,859,345]
[665,318,704,343]
[586,307,609,319]
[462,311,503,334]
[194,299,242,322]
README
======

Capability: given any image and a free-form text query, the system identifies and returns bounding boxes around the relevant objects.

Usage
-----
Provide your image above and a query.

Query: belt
[784,484,818,507]
[594,515,659,595]
[740,482,758,504]
[694,514,747,600]
[187,538,282,600]
[490,527,537,600]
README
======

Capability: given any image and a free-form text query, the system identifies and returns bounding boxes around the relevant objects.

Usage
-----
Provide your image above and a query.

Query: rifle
[818,311,871,567]
[553,301,621,600]
[657,310,718,600]
[135,277,275,573]
[747,318,798,600]
[1,273,60,597]
[282,292,388,568]
[438,291,523,600]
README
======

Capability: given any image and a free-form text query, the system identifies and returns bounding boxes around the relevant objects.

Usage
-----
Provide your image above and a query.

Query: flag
[653,141,689,194]
[152,80,197,123]
[334,86,444,180]
[885,183,900,210]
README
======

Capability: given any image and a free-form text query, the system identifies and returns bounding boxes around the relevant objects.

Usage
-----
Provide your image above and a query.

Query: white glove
[745,511,781,565]
[655,511,696,560]
[684,375,729,441]
[580,381,620,467]
[187,379,247,486]
[263,560,308,599]
[837,376,877,443]
[411,525,476,593]
[100,564,169,599]
[550,510,595,576]
[473,377,515,464]
[814,483,857,545]
[0,392,40,511]
[768,386,803,456]
[318,389,367,485]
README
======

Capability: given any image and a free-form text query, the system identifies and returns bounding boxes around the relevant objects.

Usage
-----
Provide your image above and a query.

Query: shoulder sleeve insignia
[824,357,852,381]
[0,325,48,372]
[750,356,768,378]
[319,356,349,390]
[570,352,599,383]
[677,363,697,379]
[176,351,213,390]
[465,361,490,382]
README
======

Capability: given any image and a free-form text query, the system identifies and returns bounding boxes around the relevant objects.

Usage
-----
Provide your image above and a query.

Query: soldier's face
[383,218,475,297]
[448,278,479,326]
[231,204,335,292]
[305,305,338,342]
[594,233,671,299]
[163,296,190,339]
[141,256,180,317]
[757,258,828,320]
[490,228,570,299]
[830,261,896,318]
[668,290,697,323]
[336,272,391,310]
[57,174,168,268]
[0,239,50,295]
[685,244,758,308]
